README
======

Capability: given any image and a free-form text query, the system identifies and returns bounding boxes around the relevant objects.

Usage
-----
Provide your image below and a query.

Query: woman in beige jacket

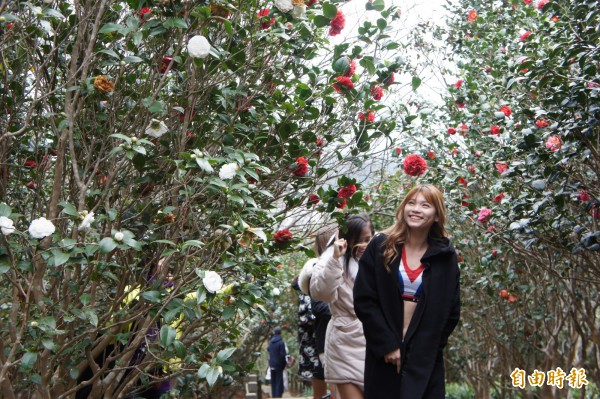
[310,214,374,399]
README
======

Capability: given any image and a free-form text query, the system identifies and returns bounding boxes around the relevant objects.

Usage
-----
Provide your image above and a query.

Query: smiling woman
[354,184,460,399]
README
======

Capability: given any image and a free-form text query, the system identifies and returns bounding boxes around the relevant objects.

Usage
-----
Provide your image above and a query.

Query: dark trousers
[270,367,284,398]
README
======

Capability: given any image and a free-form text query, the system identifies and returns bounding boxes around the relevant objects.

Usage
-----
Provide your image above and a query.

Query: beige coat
[309,244,365,389]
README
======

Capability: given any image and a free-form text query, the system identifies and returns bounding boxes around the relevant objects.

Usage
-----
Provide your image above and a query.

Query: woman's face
[353,225,373,259]
[403,192,438,232]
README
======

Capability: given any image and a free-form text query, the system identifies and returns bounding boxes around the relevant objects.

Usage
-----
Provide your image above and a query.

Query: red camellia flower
[403,154,427,176]
[478,208,492,223]
[495,162,508,174]
[545,135,562,152]
[26,181,36,190]
[329,10,345,36]
[456,102,465,109]
[537,0,548,9]
[447,127,457,135]
[578,189,590,202]
[306,0,318,5]
[459,124,469,134]
[308,194,320,206]
[590,207,600,220]
[371,85,384,101]
[520,31,532,41]
[338,184,357,199]
[454,79,464,89]
[359,110,375,122]
[316,137,325,147]
[493,192,505,203]
[535,118,549,128]
[332,76,354,92]
[138,7,151,20]
[394,147,402,156]
[258,9,275,30]
[24,160,37,168]
[274,229,293,243]
[383,72,395,87]
[490,125,501,135]
[337,199,347,209]
[468,165,475,173]
[523,0,532,4]
[458,177,468,186]
[426,151,435,160]
[499,105,512,117]
[467,10,477,23]
[293,156,309,176]
[485,67,492,73]
[159,56,175,74]
[475,151,482,157]
[344,59,356,77]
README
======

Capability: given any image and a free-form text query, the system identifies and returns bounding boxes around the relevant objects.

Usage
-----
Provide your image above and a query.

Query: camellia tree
[0,0,416,397]
[367,0,600,397]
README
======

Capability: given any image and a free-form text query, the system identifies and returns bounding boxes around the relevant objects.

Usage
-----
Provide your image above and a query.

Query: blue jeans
[270,367,284,398]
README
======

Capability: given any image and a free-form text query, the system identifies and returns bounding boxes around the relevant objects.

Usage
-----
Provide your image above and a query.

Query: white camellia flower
[275,0,293,13]
[494,112,507,119]
[145,119,168,138]
[203,271,223,293]
[114,231,124,241]
[0,216,15,235]
[292,4,306,18]
[272,287,281,296]
[219,163,239,180]
[78,211,95,231]
[187,35,211,59]
[28,217,56,239]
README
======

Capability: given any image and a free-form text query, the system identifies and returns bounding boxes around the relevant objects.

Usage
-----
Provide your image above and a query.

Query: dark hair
[273,327,282,335]
[339,213,374,269]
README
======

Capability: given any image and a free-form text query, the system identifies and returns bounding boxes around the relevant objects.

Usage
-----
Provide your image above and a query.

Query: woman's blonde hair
[382,184,448,271]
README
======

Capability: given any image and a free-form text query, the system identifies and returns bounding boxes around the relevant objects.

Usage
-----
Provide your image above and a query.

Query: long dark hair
[339,213,374,270]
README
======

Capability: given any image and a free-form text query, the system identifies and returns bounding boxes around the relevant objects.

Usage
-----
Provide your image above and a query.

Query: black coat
[354,233,460,399]
[268,335,287,371]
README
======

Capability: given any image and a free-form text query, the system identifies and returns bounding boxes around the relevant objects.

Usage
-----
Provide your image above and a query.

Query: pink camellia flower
[371,85,384,101]
[293,156,309,176]
[359,110,375,122]
[447,127,457,135]
[332,76,354,92]
[467,10,477,23]
[523,0,532,4]
[495,162,508,174]
[478,208,492,223]
[545,135,562,152]
[578,189,590,202]
[308,194,320,205]
[454,79,464,89]
[520,31,532,41]
[338,184,357,199]
[258,9,275,30]
[537,0,548,9]
[490,125,501,135]
[493,192,505,203]
[329,10,345,36]
[535,118,549,128]
[24,160,37,168]
[274,229,293,243]
[403,154,428,176]
[458,177,468,186]
[475,151,482,157]
[499,105,512,117]
[344,59,356,77]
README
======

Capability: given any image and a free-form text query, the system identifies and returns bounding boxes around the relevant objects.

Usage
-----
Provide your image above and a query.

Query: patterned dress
[297,292,325,380]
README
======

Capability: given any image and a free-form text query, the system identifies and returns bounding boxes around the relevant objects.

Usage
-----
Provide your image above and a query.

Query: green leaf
[98,237,118,253]
[122,56,143,63]
[83,309,98,327]
[160,325,177,347]
[140,291,162,303]
[313,15,329,28]
[59,201,79,217]
[411,76,422,91]
[0,257,9,275]
[377,18,387,31]
[216,347,236,362]
[198,363,210,378]
[322,3,338,19]
[20,352,37,370]
[372,0,385,11]
[163,18,189,29]
[174,341,186,359]
[182,240,204,250]
[0,203,12,217]
[99,23,124,34]
[206,367,221,387]
[41,339,56,352]
[51,249,70,267]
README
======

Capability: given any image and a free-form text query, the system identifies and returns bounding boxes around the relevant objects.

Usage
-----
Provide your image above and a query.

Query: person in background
[354,184,461,399]
[268,326,288,398]
[298,223,338,399]
[310,214,375,399]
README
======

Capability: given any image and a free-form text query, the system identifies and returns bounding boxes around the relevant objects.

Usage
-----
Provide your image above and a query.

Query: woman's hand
[384,349,401,374]
[332,233,347,261]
